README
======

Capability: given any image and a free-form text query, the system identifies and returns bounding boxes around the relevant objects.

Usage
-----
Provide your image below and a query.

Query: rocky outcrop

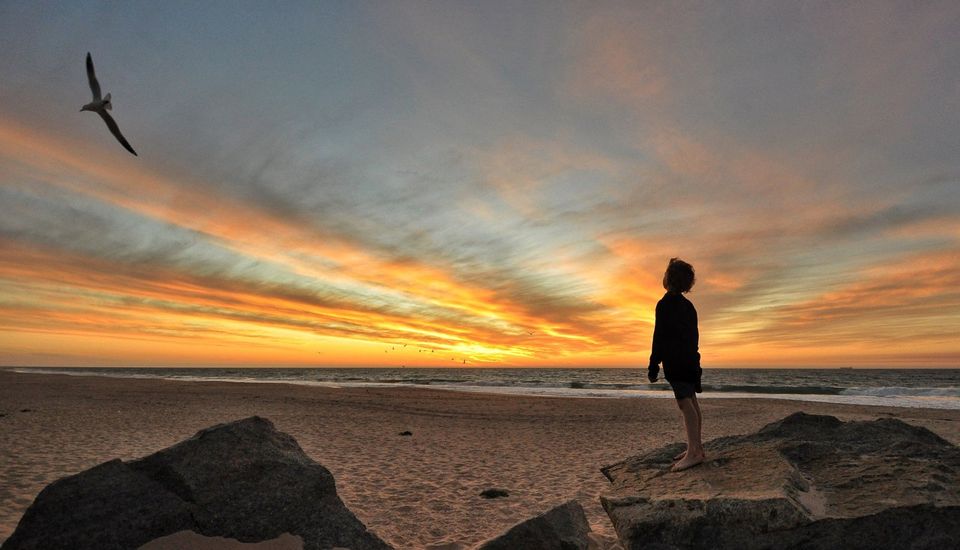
[475,500,592,550]
[2,417,392,550]
[600,412,960,549]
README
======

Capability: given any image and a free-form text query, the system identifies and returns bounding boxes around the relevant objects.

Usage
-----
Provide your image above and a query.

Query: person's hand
[647,371,658,383]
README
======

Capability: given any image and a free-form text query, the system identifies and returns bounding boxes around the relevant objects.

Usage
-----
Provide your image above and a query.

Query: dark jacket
[649,291,700,381]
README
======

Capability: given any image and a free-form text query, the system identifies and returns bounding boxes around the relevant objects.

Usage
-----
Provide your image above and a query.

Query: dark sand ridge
[1,370,957,548]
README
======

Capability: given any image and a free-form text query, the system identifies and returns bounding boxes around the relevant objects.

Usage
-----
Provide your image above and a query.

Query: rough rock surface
[600,412,960,549]
[475,500,592,550]
[2,416,392,550]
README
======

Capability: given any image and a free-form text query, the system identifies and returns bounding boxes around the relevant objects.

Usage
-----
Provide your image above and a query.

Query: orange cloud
[2,114,958,367]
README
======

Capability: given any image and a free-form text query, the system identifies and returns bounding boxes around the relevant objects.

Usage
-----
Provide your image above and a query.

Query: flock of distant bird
[383,344,468,365]
[382,332,535,367]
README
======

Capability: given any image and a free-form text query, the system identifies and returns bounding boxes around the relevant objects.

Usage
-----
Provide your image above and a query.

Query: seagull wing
[86,53,101,100]
[97,110,137,156]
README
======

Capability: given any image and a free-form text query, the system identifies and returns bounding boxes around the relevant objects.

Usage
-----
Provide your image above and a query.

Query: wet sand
[1,370,957,548]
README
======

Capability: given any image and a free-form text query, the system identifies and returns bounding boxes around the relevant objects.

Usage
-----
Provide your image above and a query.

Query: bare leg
[673,395,703,461]
[692,394,703,444]
[672,397,705,471]
[673,399,687,460]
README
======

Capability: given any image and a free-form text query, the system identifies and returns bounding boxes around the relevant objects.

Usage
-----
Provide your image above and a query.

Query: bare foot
[673,449,687,461]
[670,451,705,472]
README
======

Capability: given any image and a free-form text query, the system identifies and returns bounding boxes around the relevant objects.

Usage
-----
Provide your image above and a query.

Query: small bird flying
[81,52,137,156]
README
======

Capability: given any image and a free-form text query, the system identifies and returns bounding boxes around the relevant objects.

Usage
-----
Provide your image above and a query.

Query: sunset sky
[1,1,958,368]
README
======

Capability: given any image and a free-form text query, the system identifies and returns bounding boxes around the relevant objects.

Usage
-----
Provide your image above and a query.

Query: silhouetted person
[648,257,704,471]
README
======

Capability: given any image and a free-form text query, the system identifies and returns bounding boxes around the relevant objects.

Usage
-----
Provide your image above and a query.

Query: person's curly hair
[662,257,695,293]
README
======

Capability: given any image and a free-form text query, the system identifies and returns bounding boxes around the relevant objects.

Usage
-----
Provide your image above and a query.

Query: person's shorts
[667,378,702,400]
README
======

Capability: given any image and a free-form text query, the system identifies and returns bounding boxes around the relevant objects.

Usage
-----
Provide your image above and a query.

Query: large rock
[475,500,592,550]
[2,416,392,550]
[600,412,960,549]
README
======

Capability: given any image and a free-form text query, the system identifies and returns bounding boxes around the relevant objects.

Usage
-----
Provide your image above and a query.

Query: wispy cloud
[0,1,958,366]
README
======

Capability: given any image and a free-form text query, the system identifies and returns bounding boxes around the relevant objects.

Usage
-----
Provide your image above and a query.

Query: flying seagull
[81,52,137,156]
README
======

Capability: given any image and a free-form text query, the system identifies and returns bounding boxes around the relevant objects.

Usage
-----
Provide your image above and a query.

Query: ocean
[8,366,960,410]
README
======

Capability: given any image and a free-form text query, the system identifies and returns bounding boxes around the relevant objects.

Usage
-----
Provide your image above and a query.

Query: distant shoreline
[4,366,959,410]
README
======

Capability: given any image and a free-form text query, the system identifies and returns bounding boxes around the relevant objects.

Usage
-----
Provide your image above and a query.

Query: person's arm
[690,302,700,364]
[648,300,664,382]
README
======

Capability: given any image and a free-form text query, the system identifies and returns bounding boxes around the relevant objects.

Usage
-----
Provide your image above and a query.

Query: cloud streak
[0,1,958,367]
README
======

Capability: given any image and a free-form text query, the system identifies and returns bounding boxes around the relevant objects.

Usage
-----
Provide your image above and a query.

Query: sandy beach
[1,370,957,548]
